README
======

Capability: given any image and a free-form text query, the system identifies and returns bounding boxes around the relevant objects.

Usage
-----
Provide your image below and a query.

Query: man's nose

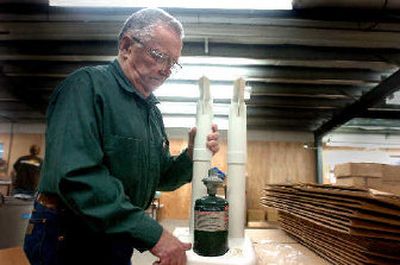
[159,65,172,77]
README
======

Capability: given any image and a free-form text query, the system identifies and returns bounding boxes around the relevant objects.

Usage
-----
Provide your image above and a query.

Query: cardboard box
[334,163,400,195]
[247,209,266,222]
[336,176,369,187]
[373,182,400,195]
[266,208,279,222]
[334,163,383,178]
[383,164,400,182]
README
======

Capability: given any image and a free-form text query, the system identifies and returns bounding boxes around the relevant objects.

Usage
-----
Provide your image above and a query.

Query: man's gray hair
[118,8,184,45]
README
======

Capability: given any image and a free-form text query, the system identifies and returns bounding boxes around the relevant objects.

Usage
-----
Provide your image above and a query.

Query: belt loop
[36,193,62,210]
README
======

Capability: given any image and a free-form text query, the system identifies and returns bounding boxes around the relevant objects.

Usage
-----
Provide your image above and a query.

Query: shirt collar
[110,59,160,106]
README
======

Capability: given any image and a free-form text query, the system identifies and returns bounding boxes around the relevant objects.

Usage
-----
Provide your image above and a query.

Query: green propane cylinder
[193,168,229,256]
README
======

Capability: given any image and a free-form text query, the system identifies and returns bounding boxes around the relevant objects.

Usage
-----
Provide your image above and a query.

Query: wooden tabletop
[245,228,331,265]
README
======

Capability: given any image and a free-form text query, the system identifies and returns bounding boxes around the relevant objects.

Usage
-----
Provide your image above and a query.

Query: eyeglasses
[130,36,182,74]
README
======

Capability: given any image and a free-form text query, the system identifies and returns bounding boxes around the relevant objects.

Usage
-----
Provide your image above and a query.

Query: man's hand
[187,124,220,159]
[206,124,220,155]
[150,229,192,265]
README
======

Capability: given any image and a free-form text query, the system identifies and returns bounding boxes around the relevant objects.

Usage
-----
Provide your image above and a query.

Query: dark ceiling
[1,1,400,140]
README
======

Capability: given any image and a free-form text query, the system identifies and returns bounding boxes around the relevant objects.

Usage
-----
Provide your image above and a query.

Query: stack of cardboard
[334,163,400,194]
[261,184,400,265]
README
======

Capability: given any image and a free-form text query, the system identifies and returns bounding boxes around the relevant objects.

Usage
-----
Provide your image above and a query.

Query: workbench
[133,226,331,264]
[0,180,12,196]
[246,228,330,265]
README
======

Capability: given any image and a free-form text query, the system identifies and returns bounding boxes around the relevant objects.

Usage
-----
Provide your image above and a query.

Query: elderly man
[24,8,219,265]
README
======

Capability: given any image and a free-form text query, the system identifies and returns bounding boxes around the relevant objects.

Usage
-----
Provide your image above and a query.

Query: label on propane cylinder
[194,210,228,232]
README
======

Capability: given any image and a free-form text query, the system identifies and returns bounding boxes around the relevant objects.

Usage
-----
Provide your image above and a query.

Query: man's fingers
[150,229,189,265]
[182,242,192,250]
[189,124,219,156]
[211,123,218,132]
[189,127,196,138]
[207,132,219,141]
[207,141,220,154]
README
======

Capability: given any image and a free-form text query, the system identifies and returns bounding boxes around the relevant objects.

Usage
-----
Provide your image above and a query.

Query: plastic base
[173,227,257,265]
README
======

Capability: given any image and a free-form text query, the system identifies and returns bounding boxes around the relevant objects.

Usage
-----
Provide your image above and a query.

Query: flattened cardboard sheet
[280,214,400,265]
[261,184,400,265]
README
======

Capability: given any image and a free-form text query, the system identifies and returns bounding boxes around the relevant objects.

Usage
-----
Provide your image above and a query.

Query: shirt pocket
[149,138,164,173]
[103,134,144,187]
[147,138,163,189]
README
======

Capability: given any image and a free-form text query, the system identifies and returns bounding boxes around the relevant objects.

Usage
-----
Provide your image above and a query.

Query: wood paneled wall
[159,139,316,220]
[158,139,192,220]
[247,141,316,209]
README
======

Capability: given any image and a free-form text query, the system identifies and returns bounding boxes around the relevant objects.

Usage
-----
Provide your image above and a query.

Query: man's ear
[119,35,132,55]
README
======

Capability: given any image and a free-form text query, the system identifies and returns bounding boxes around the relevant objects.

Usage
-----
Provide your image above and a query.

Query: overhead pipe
[292,0,400,10]
[190,76,213,238]
[227,78,247,239]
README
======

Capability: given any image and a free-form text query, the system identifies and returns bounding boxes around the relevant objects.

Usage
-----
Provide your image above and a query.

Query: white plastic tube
[227,78,247,239]
[190,76,213,237]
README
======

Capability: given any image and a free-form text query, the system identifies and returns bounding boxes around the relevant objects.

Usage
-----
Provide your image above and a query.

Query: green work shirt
[38,59,193,250]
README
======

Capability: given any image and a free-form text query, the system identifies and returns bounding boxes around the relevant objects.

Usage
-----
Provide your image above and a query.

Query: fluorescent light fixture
[180,57,271,66]
[163,116,228,129]
[386,91,400,105]
[154,83,251,100]
[50,0,292,10]
[158,102,230,116]
[155,81,251,128]
[172,65,257,81]
[325,133,400,149]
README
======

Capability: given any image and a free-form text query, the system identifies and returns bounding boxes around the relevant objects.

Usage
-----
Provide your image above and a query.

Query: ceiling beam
[345,118,400,128]
[2,61,387,83]
[357,109,400,119]
[0,75,47,113]
[314,69,400,139]
[249,96,352,109]
[3,21,400,48]
[248,117,317,127]
[247,107,334,119]
[1,52,396,71]
[333,127,400,135]
[3,4,400,30]
[1,41,399,67]
[250,82,369,99]
[247,124,314,131]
